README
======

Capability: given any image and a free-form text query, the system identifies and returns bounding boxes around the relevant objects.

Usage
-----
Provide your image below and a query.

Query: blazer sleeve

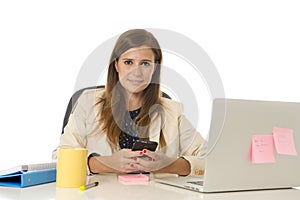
[179,115,207,176]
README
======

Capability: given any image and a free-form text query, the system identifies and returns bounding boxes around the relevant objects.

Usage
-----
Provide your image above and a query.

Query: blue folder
[0,168,56,188]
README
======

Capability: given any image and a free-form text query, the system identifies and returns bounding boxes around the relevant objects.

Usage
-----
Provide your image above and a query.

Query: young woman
[53,29,206,176]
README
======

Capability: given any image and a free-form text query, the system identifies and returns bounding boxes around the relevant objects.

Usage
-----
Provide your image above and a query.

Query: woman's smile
[127,78,144,85]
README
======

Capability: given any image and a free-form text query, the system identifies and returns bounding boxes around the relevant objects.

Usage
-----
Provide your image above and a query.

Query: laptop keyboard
[187,181,204,186]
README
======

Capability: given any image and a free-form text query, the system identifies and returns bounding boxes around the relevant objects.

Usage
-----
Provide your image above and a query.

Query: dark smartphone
[132,140,158,151]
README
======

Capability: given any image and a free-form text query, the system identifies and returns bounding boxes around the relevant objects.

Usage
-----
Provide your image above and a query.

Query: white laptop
[155,98,300,193]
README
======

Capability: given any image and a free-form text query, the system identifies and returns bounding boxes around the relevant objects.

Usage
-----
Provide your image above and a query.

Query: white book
[0,162,56,176]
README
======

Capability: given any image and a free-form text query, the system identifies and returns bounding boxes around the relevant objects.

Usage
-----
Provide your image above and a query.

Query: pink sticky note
[118,174,149,185]
[251,135,276,164]
[273,127,297,156]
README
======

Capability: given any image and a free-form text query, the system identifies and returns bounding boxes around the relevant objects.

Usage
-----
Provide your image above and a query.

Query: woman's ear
[114,60,119,72]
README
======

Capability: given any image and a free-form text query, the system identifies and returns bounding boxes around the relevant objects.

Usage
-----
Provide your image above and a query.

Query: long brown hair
[99,29,166,150]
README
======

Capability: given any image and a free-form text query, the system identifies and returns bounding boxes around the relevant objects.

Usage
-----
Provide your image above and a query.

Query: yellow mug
[56,148,88,188]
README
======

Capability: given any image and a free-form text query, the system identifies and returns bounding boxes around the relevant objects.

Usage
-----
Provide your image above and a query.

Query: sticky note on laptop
[251,135,275,164]
[273,127,297,156]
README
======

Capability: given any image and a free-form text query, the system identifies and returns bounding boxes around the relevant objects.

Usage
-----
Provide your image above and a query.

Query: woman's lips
[128,79,143,85]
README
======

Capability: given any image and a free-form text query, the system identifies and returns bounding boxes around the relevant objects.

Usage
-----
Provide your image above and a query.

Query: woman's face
[115,46,156,95]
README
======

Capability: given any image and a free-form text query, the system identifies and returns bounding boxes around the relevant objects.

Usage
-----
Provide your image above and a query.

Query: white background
[0,0,300,170]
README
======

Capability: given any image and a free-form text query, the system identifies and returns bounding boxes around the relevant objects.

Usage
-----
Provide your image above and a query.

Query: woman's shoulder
[160,97,183,115]
[75,87,105,110]
[78,87,105,101]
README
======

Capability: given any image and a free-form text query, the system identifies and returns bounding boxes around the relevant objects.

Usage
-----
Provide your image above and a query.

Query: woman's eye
[141,61,151,66]
[124,60,133,65]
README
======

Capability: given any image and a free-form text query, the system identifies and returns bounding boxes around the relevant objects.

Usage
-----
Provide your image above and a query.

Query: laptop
[155,98,300,192]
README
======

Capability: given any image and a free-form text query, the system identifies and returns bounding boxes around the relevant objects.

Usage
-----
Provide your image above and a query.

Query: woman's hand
[92,149,142,174]
[131,149,177,173]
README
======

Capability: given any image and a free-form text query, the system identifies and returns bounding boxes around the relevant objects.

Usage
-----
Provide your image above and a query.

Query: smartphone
[132,140,158,151]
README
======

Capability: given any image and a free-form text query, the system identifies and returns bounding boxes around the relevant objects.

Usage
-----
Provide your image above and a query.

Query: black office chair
[61,86,171,134]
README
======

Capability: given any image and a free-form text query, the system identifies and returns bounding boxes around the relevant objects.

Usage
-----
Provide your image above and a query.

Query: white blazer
[52,88,207,176]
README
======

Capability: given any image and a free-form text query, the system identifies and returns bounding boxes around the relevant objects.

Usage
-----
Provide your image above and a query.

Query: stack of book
[0,162,56,188]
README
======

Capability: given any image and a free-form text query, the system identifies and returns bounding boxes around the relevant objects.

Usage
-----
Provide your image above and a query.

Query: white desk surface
[1,174,300,200]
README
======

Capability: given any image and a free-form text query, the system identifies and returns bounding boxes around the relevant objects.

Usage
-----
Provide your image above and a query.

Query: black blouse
[119,108,141,149]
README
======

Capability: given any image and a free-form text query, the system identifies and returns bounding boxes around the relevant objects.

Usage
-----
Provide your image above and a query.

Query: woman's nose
[131,65,143,76]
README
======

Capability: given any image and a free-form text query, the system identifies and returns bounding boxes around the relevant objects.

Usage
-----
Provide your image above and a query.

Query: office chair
[61,85,171,134]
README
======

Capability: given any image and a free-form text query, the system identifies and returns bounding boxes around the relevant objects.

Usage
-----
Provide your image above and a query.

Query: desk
[1,174,300,200]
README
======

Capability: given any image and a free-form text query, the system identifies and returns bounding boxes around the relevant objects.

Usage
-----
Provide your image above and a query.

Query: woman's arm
[178,115,207,176]
[153,157,191,176]
[88,156,121,174]
[90,156,192,176]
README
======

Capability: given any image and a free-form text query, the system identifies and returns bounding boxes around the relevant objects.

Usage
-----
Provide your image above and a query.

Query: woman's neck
[126,92,142,111]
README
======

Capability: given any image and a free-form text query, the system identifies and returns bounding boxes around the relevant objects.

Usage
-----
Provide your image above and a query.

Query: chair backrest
[61,85,171,134]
